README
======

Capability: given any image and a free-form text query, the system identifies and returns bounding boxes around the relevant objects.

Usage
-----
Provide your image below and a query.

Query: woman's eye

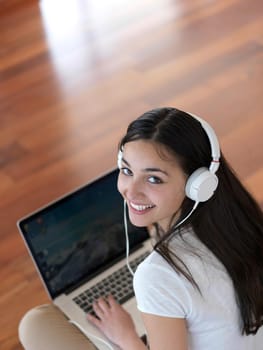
[121,167,133,176]
[148,176,163,184]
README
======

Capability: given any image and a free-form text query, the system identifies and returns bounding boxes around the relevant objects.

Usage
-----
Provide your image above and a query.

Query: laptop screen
[18,169,150,299]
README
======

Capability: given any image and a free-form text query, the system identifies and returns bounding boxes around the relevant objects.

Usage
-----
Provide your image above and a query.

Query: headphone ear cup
[185,167,218,202]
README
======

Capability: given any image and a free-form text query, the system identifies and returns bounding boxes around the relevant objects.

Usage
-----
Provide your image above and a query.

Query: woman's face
[117,140,187,231]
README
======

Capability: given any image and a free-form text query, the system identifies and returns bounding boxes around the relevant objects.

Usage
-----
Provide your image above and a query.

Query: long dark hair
[119,107,263,335]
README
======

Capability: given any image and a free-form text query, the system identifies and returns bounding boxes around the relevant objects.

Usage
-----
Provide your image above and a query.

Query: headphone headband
[188,113,220,173]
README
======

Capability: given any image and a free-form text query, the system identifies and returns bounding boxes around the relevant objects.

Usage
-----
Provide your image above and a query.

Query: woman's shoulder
[170,227,225,271]
[137,226,229,289]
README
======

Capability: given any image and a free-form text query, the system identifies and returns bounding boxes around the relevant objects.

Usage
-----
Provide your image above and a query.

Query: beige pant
[18,304,97,350]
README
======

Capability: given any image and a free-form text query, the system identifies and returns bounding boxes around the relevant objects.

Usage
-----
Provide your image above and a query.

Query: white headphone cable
[123,200,135,277]
[174,201,199,229]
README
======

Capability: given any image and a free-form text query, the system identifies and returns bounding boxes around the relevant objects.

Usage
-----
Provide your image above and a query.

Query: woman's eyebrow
[144,167,169,176]
[122,157,168,176]
[121,157,130,166]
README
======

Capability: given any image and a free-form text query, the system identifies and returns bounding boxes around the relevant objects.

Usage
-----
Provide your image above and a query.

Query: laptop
[18,168,153,350]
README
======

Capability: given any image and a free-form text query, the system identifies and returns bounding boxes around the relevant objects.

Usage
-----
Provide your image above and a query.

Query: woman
[19,107,263,350]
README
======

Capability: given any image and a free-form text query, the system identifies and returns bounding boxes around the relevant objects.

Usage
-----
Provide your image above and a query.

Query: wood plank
[0,0,262,348]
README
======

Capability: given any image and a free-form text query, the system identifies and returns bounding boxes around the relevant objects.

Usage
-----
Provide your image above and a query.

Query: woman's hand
[87,295,142,348]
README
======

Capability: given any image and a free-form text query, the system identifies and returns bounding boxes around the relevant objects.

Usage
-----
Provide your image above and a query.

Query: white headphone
[118,112,220,203]
[184,113,220,202]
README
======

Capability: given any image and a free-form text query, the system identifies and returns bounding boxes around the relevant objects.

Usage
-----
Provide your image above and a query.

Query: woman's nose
[126,178,144,199]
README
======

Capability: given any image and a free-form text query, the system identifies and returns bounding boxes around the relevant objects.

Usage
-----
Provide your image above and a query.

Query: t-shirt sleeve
[133,255,192,318]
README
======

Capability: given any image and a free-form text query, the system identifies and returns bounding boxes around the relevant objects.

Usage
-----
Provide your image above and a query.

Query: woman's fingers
[89,296,112,319]
[92,299,106,318]
[87,312,101,328]
[107,294,117,307]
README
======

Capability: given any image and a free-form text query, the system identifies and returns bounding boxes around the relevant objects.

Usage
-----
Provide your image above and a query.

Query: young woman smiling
[87,107,263,350]
[19,107,263,350]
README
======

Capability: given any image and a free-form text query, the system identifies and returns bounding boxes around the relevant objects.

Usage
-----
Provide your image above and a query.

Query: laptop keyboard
[73,251,149,315]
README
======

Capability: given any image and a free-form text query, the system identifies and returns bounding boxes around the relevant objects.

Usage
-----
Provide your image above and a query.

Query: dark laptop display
[18,169,149,299]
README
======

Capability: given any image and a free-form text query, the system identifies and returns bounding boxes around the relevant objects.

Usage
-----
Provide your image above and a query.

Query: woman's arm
[142,312,188,350]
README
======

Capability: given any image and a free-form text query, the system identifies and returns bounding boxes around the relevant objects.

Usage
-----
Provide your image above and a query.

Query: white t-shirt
[133,229,263,350]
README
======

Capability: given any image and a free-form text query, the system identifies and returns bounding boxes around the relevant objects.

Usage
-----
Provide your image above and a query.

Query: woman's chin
[128,215,150,228]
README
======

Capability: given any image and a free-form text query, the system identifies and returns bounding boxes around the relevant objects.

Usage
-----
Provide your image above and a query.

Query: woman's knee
[18,304,58,348]
[18,304,96,350]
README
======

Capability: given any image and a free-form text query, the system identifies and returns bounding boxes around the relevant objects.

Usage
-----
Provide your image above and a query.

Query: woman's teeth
[130,202,154,211]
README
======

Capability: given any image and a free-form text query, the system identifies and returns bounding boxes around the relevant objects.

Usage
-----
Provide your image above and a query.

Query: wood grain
[0,0,262,348]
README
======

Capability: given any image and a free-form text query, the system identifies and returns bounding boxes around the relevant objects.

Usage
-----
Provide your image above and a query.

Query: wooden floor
[1,0,263,348]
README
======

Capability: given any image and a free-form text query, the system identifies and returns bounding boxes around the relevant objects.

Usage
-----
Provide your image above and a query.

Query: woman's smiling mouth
[129,201,155,213]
